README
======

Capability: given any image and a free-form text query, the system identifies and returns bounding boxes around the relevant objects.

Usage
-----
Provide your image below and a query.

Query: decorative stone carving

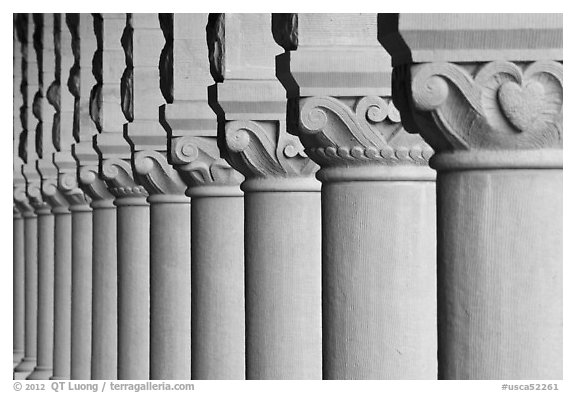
[274,13,437,380]
[393,61,563,153]
[133,150,187,197]
[162,14,243,195]
[101,158,147,200]
[170,134,243,188]
[380,13,563,380]
[298,95,432,168]
[225,120,317,179]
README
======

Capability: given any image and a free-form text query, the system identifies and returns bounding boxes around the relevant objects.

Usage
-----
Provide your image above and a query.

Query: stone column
[210,13,322,380]
[13,202,26,367]
[77,13,119,380]
[124,14,191,380]
[380,13,563,379]
[163,14,245,380]
[29,14,69,380]
[14,14,42,380]
[69,13,97,380]
[96,13,150,380]
[13,13,28,369]
[275,13,437,379]
[51,13,93,380]
[13,188,30,370]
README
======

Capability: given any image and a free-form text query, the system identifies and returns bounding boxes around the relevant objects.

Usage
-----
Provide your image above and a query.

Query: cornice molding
[393,60,563,154]
[298,95,432,170]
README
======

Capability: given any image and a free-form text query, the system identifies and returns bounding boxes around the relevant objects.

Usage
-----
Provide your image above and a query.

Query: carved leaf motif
[225,120,318,178]
[77,166,113,201]
[171,136,244,187]
[299,95,431,167]
[133,150,187,195]
[42,179,69,208]
[102,158,148,199]
[408,60,563,150]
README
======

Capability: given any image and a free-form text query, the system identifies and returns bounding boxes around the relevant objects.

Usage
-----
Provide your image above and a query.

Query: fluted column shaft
[91,200,118,379]
[14,212,38,379]
[27,206,55,380]
[51,208,72,380]
[70,204,93,380]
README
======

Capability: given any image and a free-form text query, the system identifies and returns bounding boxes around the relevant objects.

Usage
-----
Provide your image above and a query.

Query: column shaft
[91,203,118,379]
[70,207,93,380]
[14,215,38,379]
[13,215,25,367]
[51,211,72,380]
[244,190,322,379]
[191,194,245,379]
[322,181,437,379]
[28,210,55,380]
[437,169,562,379]
[117,203,150,380]
[150,200,191,380]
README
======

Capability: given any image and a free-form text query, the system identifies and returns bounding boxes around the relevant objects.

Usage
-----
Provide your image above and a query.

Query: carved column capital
[393,60,563,170]
[298,95,433,181]
[224,119,318,189]
[160,14,244,197]
[274,13,434,182]
[169,132,244,195]
[133,150,187,202]
[379,13,563,171]
[210,13,319,191]
[101,157,148,204]
[14,180,35,217]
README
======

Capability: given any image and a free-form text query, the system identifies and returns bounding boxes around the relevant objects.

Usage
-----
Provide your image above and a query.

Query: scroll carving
[14,184,34,215]
[42,179,69,209]
[133,150,187,195]
[27,182,50,212]
[395,60,563,151]
[225,120,318,179]
[171,135,244,187]
[298,95,432,168]
[102,158,148,199]
[78,165,113,202]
